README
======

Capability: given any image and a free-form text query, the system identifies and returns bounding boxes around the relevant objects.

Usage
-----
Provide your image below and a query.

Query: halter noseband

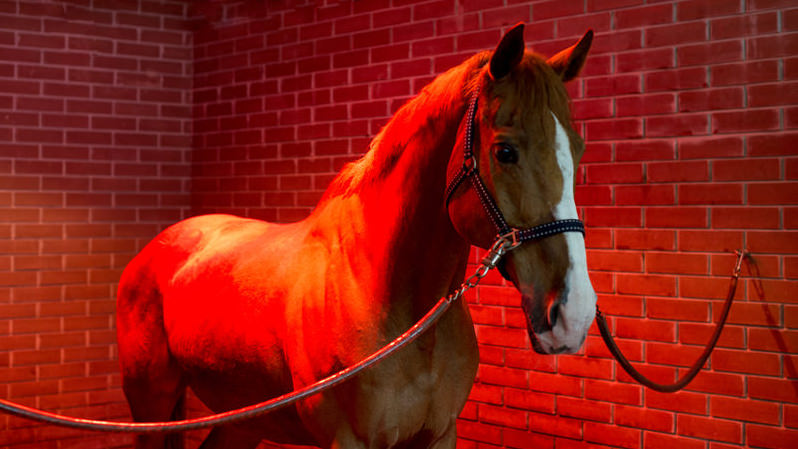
[445,87,585,273]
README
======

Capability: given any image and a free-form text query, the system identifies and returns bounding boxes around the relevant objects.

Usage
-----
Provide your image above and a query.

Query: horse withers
[116,23,596,449]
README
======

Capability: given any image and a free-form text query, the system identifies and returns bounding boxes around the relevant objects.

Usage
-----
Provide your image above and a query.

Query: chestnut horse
[116,24,596,449]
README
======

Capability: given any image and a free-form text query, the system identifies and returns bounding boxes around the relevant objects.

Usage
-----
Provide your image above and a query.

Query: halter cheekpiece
[445,87,585,252]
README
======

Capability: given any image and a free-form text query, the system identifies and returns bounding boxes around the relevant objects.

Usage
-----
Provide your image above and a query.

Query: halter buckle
[498,228,523,251]
[481,229,522,270]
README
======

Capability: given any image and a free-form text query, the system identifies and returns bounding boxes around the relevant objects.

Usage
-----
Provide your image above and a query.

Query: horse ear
[489,23,525,80]
[547,30,594,82]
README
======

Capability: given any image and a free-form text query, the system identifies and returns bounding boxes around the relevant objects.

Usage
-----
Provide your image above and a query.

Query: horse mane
[316,51,491,204]
[315,48,575,206]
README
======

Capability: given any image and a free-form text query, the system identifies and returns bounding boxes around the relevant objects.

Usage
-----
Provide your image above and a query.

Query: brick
[619,265,681,295]
[648,161,708,183]
[646,207,708,228]
[645,67,707,92]
[679,87,744,112]
[616,94,676,117]
[458,421,502,445]
[678,40,743,67]
[711,60,780,87]
[710,396,780,425]
[586,250,642,272]
[586,74,642,98]
[747,424,798,449]
[557,396,611,423]
[646,22,706,47]
[584,421,640,449]
[649,332,714,366]
[618,48,674,73]
[584,207,642,227]
[712,109,780,134]
[586,163,643,184]
[749,82,798,107]
[745,278,798,304]
[647,298,709,324]
[680,136,744,159]
[682,369,744,397]
[503,387,555,414]
[584,379,641,406]
[503,429,553,449]
[749,183,798,205]
[679,183,743,205]
[712,348,781,376]
[558,356,613,380]
[711,207,780,230]
[749,132,798,157]
[476,326,528,349]
[748,328,798,353]
[478,403,527,430]
[644,432,705,449]
[749,376,798,403]
[748,33,798,59]
[748,230,798,254]
[616,4,673,29]
[528,371,582,397]
[617,142,673,163]
[533,0,585,20]
[678,230,743,253]
[529,412,582,439]
[678,414,743,444]
[647,114,709,137]
[647,390,707,414]
[575,185,612,205]
[616,229,675,251]
[615,405,673,432]
[479,365,528,389]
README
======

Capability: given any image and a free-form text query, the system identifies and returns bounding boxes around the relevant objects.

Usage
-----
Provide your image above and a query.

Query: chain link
[447,231,519,303]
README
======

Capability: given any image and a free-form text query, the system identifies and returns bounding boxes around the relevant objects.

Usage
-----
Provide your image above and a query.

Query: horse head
[447,24,597,355]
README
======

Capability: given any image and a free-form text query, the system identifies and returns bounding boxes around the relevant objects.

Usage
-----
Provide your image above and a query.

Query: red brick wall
[193,2,798,449]
[0,1,193,448]
[3,1,797,449]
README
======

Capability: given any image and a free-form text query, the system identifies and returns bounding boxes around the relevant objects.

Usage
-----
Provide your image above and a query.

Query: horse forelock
[482,51,583,226]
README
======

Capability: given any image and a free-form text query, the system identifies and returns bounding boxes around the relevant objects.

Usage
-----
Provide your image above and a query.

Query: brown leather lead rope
[595,250,748,393]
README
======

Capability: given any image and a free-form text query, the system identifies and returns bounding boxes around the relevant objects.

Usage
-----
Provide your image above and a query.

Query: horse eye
[494,144,519,164]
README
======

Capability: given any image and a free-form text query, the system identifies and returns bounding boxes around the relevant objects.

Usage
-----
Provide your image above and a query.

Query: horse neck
[311,65,481,313]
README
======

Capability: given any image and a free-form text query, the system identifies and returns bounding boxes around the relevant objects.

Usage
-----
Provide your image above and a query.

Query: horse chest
[345,301,479,446]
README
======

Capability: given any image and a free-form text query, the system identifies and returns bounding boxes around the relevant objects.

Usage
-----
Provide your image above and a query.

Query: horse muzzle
[522,293,593,355]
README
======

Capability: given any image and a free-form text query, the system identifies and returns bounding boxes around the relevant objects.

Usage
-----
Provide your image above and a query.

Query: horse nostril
[547,301,561,328]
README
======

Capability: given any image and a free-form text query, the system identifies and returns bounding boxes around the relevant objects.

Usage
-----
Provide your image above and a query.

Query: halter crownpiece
[445,87,586,251]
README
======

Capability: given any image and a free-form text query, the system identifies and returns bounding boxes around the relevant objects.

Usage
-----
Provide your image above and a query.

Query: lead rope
[595,249,748,393]
[0,234,520,433]
[0,245,750,430]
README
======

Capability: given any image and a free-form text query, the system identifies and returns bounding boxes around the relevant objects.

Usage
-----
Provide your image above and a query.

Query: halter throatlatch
[445,87,585,254]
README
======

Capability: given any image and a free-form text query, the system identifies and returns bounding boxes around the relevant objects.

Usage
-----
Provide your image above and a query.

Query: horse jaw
[526,112,596,355]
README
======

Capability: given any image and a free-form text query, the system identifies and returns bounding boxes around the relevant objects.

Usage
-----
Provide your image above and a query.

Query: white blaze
[544,112,596,352]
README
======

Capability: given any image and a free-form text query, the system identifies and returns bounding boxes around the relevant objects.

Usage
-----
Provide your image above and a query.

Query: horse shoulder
[133,214,294,369]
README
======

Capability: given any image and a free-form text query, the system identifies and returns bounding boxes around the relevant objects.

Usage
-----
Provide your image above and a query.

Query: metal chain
[0,234,520,433]
[450,230,520,299]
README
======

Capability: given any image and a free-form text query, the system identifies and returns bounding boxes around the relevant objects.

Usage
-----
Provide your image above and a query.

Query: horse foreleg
[123,383,185,449]
[118,282,187,449]
[197,426,263,449]
[427,425,457,449]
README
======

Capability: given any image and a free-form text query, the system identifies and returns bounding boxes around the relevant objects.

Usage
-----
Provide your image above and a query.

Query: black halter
[445,88,585,277]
